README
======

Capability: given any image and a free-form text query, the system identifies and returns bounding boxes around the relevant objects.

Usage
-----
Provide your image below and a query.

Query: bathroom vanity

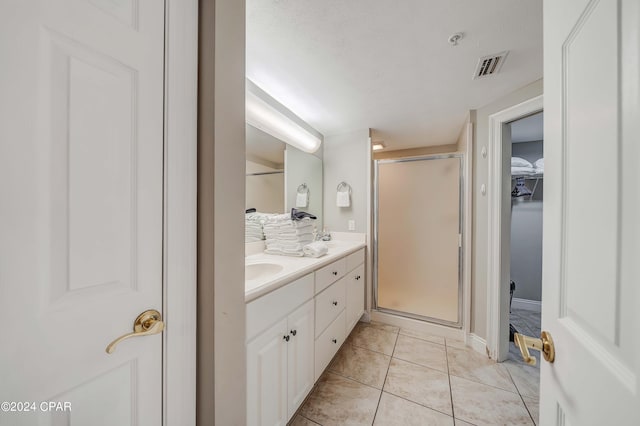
[245,239,366,425]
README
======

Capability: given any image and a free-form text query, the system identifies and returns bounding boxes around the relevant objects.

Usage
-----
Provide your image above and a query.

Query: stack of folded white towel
[245,212,273,243]
[511,157,544,175]
[263,214,315,257]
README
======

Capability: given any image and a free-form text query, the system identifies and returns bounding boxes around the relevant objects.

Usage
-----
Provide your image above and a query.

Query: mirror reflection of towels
[296,192,308,207]
[336,191,350,207]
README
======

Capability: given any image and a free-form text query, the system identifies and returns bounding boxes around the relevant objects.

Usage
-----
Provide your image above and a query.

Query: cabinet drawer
[246,273,314,342]
[315,258,346,293]
[315,277,346,338]
[346,248,365,272]
[314,310,346,382]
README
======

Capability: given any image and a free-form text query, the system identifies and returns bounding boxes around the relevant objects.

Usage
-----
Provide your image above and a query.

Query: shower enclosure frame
[372,153,465,328]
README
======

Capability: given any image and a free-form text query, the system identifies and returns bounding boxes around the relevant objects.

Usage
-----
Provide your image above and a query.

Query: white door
[542,0,640,424]
[287,300,315,419]
[247,318,288,426]
[0,0,165,425]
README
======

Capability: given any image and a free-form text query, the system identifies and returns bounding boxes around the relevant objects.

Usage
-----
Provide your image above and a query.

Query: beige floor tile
[373,392,454,426]
[503,360,540,398]
[447,347,518,393]
[454,420,476,425]
[399,328,446,346]
[348,322,398,355]
[299,372,380,426]
[393,335,448,373]
[384,358,452,416]
[360,320,400,334]
[522,396,539,425]
[329,343,391,388]
[289,415,320,426]
[445,337,468,350]
[450,376,533,426]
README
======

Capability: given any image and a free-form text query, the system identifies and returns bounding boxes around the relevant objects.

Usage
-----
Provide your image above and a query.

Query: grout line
[445,337,456,423]
[504,363,537,426]
[371,330,399,424]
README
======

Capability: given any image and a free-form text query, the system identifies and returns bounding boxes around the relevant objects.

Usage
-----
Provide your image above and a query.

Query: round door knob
[332,301,338,306]
[331,338,337,344]
[290,330,297,336]
[283,335,290,342]
[332,271,338,276]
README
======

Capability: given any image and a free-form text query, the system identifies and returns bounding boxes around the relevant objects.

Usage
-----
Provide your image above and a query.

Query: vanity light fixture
[246,86,322,154]
[372,142,386,151]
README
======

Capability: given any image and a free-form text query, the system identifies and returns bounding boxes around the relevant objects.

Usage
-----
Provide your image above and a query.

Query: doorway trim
[162,1,198,424]
[486,95,543,361]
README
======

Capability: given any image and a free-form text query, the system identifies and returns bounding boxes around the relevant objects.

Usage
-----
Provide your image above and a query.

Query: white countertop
[245,240,366,303]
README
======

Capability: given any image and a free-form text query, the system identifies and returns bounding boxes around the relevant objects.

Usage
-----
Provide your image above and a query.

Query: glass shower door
[375,155,462,326]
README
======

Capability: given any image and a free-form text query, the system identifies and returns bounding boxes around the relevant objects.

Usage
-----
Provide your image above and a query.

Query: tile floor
[290,321,540,426]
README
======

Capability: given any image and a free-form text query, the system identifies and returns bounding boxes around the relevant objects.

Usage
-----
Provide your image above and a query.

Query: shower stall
[373,154,464,327]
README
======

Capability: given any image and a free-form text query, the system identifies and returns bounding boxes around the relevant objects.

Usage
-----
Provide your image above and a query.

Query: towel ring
[297,183,309,194]
[337,181,352,195]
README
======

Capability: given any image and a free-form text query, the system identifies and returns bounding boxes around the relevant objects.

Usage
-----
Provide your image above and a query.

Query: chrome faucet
[317,227,331,241]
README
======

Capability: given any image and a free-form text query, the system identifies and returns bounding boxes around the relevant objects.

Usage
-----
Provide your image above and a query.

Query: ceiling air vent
[473,51,509,79]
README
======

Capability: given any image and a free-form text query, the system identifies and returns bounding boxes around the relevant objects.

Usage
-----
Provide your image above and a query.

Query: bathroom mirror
[246,124,323,229]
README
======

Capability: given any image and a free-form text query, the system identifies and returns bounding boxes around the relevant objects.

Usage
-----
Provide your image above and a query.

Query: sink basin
[245,262,284,281]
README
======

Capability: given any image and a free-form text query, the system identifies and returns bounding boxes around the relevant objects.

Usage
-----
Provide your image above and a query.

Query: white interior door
[542,0,640,424]
[0,1,165,425]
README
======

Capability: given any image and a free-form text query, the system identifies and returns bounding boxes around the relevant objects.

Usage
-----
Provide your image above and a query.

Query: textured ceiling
[247,0,542,149]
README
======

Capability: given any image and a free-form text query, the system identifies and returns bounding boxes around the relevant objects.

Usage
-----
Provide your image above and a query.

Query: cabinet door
[247,318,289,426]
[346,264,365,331]
[287,299,315,420]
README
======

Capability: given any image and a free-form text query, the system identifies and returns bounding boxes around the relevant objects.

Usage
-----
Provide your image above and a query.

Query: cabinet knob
[355,275,361,280]
[290,330,297,336]
[283,335,290,342]
[331,338,337,344]
[332,301,338,306]
[332,271,338,276]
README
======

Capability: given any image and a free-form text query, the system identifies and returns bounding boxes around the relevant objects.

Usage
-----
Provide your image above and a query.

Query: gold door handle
[105,309,164,354]
[514,331,555,366]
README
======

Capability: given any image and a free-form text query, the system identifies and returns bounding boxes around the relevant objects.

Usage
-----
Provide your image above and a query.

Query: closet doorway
[373,155,463,327]
[507,112,544,362]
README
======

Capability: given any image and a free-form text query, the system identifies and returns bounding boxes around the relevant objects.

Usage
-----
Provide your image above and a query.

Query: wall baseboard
[467,333,488,357]
[511,298,541,313]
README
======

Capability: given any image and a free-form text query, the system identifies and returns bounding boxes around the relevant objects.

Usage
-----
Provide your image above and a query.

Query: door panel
[247,319,288,426]
[287,300,315,419]
[0,0,165,424]
[542,0,639,423]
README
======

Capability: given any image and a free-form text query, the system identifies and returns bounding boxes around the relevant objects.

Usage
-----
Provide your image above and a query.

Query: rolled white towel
[303,241,328,258]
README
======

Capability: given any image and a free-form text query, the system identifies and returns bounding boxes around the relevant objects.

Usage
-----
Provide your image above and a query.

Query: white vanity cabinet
[246,246,366,425]
[246,274,315,426]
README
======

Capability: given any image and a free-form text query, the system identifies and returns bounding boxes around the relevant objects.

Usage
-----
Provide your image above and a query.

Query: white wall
[322,129,371,233]
[470,79,543,339]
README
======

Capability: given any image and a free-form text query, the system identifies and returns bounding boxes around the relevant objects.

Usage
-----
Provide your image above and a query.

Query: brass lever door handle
[106,309,165,354]
[514,331,555,366]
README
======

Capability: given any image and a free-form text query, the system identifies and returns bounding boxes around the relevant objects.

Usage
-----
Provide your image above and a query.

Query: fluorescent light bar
[372,142,385,151]
[246,90,322,153]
